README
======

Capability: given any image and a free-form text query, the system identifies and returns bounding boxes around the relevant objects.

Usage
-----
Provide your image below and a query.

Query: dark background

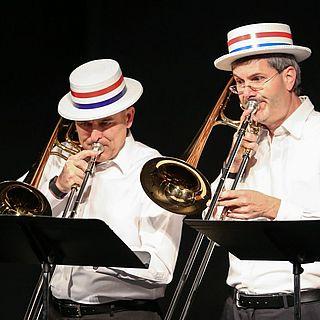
[1,1,320,319]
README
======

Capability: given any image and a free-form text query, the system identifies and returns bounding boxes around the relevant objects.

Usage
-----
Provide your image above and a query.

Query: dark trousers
[220,295,320,320]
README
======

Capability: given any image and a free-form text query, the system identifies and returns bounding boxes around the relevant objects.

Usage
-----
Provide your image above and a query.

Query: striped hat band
[228,31,293,54]
[70,73,127,110]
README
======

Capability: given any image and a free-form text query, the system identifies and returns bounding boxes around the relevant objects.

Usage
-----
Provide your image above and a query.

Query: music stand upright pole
[293,261,304,320]
[41,262,50,320]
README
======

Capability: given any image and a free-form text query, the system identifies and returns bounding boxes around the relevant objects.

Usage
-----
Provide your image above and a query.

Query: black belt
[232,288,320,309]
[52,296,162,318]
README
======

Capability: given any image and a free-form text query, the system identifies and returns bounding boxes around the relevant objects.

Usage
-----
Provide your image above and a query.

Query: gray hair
[231,53,302,95]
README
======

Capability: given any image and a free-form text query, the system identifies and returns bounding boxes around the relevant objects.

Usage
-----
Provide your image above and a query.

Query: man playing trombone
[37,59,184,319]
[213,22,320,319]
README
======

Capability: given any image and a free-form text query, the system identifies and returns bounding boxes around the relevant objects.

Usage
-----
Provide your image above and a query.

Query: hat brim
[58,77,143,121]
[214,45,311,71]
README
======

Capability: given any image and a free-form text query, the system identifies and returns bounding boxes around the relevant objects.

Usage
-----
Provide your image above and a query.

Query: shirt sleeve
[98,198,185,285]
[275,198,320,220]
[37,154,69,216]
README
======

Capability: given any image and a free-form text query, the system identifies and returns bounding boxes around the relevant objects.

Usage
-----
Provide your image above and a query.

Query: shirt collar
[275,96,314,139]
[96,131,135,174]
[112,131,135,174]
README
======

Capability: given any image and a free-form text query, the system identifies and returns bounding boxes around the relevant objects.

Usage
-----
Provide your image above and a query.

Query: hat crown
[228,23,291,40]
[70,59,122,92]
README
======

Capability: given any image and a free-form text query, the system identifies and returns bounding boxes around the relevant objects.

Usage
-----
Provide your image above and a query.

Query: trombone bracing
[140,78,259,320]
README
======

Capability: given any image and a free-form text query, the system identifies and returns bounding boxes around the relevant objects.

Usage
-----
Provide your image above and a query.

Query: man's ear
[283,66,297,91]
[126,106,135,128]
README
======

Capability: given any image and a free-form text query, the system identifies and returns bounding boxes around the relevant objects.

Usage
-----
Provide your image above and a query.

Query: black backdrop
[2,1,320,319]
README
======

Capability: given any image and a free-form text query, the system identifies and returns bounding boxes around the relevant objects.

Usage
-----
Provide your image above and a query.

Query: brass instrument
[0,116,102,320]
[0,118,81,217]
[12,117,87,320]
[0,116,83,319]
[24,141,104,320]
[140,77,239,216]
[140,78,259,320]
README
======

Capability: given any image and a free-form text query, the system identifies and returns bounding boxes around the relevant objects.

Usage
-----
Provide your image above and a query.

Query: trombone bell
[140,157,211,216]
[0,181,51,216]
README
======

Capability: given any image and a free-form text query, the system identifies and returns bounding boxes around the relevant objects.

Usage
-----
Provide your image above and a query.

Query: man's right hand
[55,149,99,193]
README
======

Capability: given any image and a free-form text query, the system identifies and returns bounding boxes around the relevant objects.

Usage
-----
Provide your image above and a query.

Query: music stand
[185,219,320,320]
[0,216,150,320]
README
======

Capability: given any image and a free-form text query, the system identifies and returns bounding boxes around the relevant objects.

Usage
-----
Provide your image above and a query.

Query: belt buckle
[67,303,82,318]
[235,290,241,308]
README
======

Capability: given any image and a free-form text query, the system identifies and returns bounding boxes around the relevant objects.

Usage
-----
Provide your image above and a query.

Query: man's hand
[55,149,99,193]
[217,189,280,220]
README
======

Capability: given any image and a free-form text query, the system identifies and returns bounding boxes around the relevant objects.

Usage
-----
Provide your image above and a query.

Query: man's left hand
[217,189,280,220]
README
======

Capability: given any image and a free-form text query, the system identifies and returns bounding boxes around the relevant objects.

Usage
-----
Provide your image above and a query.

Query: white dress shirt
[211,96,320,294]
[38,132,184,303]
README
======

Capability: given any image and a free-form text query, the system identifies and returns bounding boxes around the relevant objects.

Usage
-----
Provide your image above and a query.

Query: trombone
[27,141,104,320]
[0,118,82,320]
[0,116,103,320]
[25,134,104,320]
[140,78,259,320]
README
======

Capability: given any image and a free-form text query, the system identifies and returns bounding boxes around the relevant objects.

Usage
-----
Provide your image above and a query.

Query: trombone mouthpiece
[92,142,104,155]
[246,100,259,113]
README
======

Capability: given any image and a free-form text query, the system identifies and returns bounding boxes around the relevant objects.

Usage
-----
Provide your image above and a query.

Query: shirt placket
[270,130,287,196]
[243,134,272,292]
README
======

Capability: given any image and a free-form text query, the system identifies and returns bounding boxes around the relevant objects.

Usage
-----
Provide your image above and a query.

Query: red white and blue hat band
[70,74,127,110]
[228,31,293,53]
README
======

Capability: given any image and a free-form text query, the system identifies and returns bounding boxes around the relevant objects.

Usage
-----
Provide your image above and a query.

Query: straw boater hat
[214,23,311,71]
[58,59,143,121]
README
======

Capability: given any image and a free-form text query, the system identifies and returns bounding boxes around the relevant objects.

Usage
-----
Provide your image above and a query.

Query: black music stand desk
[185,219,320,320]
[0,216,150,320]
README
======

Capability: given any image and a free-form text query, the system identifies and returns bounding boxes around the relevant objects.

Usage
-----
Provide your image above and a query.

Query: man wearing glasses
[212,23,320,319]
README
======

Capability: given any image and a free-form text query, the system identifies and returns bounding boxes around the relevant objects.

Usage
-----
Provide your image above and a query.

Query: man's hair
[231,53,302,95]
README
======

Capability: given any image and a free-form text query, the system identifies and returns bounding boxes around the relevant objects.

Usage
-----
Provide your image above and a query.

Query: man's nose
[242,85,258,100]
[90,129,103,142]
